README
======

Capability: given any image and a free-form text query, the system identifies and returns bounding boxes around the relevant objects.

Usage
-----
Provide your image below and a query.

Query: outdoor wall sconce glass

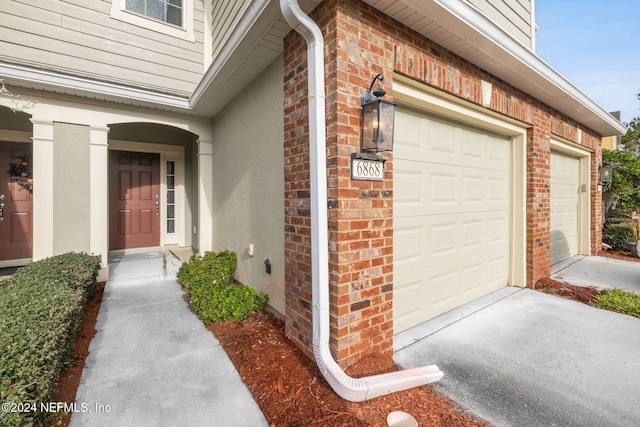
[361,74,396,152]
[600,162,613,183]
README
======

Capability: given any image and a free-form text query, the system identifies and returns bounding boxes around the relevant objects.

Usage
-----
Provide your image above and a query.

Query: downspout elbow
[280,0,443,402]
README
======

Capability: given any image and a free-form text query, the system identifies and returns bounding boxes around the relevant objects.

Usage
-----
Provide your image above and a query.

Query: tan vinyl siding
[602,136,613,150]
[210,0,250,60]
[0,0,205,96]
[468,0,534,49]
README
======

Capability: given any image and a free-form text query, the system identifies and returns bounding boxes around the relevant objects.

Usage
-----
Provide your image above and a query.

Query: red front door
[109,151,160,250]
[0,142,33,261]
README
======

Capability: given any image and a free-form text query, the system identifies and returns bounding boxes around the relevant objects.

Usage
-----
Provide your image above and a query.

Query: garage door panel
[394,223,425,271]
[430,220,457,257]
[488,174,510,204]
[461,219,484,250]
[430,171,457,206]
[396,166,510,217]
[396,213,509,275]
[395,168,423,207]
[487,253,510,284]
[487,134,511,168]
[461,132,484,160]
[461,262,484,293]
[395,277,423,309]
[394,249,508,331]
[394,108,512,333]
[461,175,484,204]
[430,122,458,159]
[488,213,510,244]
[395,109,424,150]
[395,111,510,171]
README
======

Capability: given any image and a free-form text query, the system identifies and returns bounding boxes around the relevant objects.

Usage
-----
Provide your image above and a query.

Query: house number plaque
[351,153,387,181]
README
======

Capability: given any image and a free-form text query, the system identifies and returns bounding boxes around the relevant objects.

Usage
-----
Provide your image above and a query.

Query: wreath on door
[7,154,33,192]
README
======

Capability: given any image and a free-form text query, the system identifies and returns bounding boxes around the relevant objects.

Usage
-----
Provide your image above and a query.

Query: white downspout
[279,0,443,402]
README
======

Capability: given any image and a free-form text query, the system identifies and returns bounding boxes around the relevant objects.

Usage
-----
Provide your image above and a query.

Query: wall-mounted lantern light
[361,74,396,153]
[600,162,613,183]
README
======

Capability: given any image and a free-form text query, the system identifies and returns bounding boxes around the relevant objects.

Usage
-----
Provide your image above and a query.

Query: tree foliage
[603,148,640,213]
[621,116,640,156]
[603,110,640,213]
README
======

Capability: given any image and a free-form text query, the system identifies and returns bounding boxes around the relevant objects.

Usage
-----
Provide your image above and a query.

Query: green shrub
[191,283,263,323]
[591,288,640,318]
[177,250,237,292]
[177,250,268,323]
[603,209,639,251]
[602,222,635,251]
[0,253,101,427]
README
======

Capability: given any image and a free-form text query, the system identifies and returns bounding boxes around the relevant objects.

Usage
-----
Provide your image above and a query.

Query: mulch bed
[598,249,640,263]
[207,313,489,427]
[534,277,600,303]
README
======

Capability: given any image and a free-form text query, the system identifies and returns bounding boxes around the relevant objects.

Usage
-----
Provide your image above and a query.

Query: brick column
[589,135,604,254]
[527,113,552,285]
[283,25,313,356]
[283,0,396,367]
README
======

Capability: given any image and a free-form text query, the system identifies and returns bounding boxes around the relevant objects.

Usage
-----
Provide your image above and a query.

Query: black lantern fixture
[600,162,613,183]
[361,74,396,152]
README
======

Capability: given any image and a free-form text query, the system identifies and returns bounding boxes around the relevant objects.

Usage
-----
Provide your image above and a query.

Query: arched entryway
[107,123,199,253]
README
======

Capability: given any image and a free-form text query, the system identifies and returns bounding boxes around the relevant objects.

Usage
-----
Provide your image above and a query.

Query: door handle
[0,202,4,222]
[155,201,159,216]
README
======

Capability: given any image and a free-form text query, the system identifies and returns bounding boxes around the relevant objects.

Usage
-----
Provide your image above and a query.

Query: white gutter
[279,0,443,402]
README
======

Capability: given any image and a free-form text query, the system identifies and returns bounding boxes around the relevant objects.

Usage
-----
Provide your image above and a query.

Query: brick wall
[283,0,604,367]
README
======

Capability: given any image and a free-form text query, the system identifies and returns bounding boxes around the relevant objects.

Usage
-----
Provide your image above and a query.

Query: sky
[535,0,640,125]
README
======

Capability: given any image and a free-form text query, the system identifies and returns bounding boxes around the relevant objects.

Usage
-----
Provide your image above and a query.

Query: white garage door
[393,108,512,333]
[550,151,580,265]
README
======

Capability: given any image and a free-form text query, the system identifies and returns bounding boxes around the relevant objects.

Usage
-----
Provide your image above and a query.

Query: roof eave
[394,0,626,136]
[0,62,192,113]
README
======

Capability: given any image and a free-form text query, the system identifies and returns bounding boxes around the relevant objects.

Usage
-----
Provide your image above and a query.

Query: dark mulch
[534,277,601,303]
[207,312,490,427]
[598,250,640,263]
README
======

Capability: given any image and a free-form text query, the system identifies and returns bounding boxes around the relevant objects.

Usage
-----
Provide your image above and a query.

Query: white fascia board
[0,62,191,110]
[189,0,274,111]
[402,0,627,136]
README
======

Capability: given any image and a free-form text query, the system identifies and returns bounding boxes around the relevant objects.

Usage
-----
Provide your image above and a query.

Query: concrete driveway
[394,282,640,426]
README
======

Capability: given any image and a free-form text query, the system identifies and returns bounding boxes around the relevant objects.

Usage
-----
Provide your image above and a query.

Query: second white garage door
[393,108,512,333]
[550,151,581,265]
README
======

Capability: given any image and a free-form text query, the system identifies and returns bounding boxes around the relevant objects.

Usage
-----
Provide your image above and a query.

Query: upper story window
[125,0,183,28]
[111,0,194,42]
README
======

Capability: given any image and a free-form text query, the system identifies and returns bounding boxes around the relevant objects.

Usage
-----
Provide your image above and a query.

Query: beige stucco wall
[211,54,285,314]
[53,122,91,254]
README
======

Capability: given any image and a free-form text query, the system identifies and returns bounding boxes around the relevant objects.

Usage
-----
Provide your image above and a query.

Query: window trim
[111,0,195,42]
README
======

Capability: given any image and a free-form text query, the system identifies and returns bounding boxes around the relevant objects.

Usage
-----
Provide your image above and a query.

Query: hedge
[0,253,101,427]
[603,210,636,251]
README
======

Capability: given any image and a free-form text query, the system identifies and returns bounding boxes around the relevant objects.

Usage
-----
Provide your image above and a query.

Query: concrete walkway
[552,255,640,292]
[395,284,640,427]
[70,252,268,427]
